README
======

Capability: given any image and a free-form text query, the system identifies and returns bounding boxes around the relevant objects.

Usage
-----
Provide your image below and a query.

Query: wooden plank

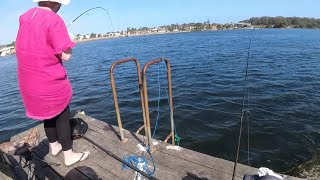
[38,133,124,180]
[9,123,212,179]
[70,138,133,180]
[13,129,63,180]
[77,113,303,180]
[84,130,199,180]
[13,127,102,180]
[12,124,115,179]
[4,128,59,180]
[7,113,303,180]
[80,115,241,179]
[11,152,62,180]
[11,124,128,179]
[85,125,236,180]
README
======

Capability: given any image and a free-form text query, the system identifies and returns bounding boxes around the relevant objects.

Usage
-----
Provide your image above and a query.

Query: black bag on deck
[70,118,88,140]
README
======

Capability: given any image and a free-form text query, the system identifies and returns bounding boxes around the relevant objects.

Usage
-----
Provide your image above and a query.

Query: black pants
[44,106,72,151]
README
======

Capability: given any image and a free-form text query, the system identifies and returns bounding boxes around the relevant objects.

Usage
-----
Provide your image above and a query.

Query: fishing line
[232,32,253,180]
[66,6,115,91]
[67,7,114,32]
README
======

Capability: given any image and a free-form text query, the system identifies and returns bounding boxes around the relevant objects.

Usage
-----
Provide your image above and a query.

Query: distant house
[149,28,158,33]
[114,32,121,37]
[119,31,127,36]
[77,34,90,40]
[158,28,167,33]
[173,28,179,32]
[234,22,252,29]
[211,24,218,31]
[107,32,121,37]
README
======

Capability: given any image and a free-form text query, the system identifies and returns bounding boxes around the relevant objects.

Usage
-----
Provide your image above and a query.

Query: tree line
[127,21,212,33]
[159,22,211,31]
[0,41,15,49]
[1,17,319,47]
[241,16,320,28]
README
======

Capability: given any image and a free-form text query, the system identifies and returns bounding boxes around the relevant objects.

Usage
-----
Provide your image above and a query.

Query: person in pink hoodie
[16,0,89,166]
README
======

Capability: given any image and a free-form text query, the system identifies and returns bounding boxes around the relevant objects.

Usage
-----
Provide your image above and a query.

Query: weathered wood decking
[3,113,303,180]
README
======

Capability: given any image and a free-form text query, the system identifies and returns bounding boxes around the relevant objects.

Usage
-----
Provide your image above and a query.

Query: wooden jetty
[2,112,303,180]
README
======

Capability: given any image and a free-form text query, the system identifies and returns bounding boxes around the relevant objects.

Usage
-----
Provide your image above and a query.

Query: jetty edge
[1,112,303,180]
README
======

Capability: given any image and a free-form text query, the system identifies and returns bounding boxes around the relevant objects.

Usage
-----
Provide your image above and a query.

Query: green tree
[90,33,96,39]
[241,16,320,29]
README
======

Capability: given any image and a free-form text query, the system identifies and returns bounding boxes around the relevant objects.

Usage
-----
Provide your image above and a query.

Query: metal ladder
[110,57,175,151]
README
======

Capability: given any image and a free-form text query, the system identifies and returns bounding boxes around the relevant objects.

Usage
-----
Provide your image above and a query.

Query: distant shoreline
[75,30,191,43]
[75,27,320,44]
[1,28,319,57]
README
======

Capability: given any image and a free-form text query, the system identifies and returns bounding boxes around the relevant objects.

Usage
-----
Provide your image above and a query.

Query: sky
[0,0,319,44]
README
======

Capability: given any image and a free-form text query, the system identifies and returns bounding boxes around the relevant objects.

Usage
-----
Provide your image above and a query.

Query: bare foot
[49,141,62,156]
[63,150,90,166]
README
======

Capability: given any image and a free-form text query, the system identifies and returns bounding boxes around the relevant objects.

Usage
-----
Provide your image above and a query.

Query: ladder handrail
[142,58,175,149]
[163,58,175,145]
[109,58,148,142]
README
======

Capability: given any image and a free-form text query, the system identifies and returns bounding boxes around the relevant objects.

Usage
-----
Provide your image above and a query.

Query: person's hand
[60,48,72,62]
[68,32,75,42]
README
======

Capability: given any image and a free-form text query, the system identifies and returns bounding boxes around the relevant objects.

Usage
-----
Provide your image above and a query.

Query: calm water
[1,29,320,176]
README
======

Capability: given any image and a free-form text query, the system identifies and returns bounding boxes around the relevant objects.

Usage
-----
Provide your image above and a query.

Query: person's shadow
[65,166,101,180]
[182,172,209,180]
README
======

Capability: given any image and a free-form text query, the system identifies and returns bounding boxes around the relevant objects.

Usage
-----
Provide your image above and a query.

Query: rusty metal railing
[110,58,148,142]
[142,58,175,149]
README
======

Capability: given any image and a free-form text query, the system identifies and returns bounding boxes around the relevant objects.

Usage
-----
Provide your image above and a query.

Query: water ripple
[1,29,320,174]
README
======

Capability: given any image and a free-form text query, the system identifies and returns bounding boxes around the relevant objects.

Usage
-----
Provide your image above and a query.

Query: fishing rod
[67,7,114,31]
[232,32,253,180]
